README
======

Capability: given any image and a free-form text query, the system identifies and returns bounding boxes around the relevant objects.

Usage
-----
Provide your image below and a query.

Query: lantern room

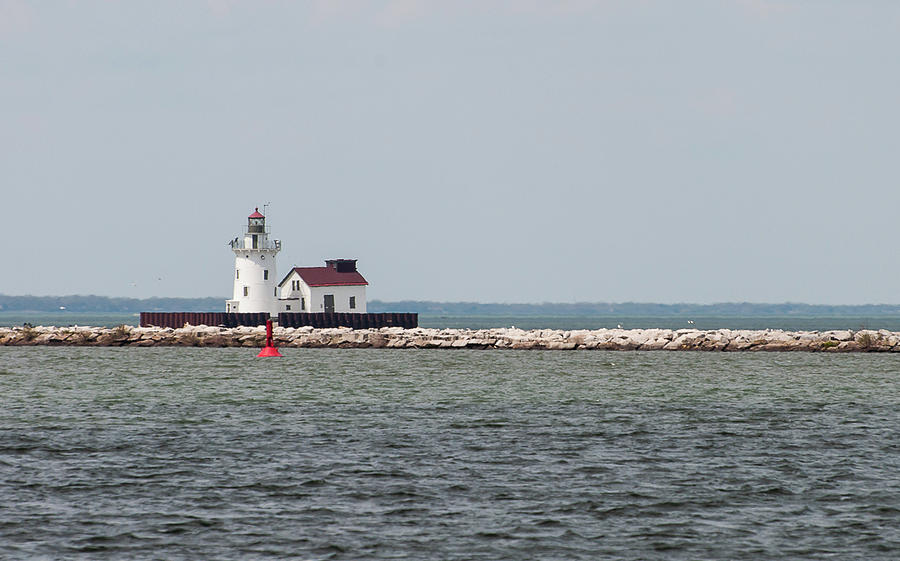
[248,208,265,234]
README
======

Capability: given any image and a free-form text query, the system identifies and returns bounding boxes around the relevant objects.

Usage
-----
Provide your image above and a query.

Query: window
[236,270,239,279]
[243,286,249,297]
[264,269,269,280]
[286,305,291,311]
[349,296,356,309]
[274,287,277,296]
[301,298,305,311]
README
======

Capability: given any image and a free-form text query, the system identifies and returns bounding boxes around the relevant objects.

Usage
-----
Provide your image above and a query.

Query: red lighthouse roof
[279,266,368,288]
[248,208,265,219]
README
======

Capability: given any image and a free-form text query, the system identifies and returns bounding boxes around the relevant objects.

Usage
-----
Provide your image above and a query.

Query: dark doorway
[324,294,335,314]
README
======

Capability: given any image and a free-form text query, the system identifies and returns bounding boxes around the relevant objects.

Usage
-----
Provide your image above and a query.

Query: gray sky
[3,1,899,304]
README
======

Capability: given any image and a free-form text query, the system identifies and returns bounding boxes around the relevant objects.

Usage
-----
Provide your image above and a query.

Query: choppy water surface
[1,348,899,560]
[6,311,900,331]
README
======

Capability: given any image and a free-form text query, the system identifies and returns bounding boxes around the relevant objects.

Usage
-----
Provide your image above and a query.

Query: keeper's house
[278,259,368,314]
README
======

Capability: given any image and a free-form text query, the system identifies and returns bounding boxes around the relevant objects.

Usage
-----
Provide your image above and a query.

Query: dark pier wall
[140,312,417,329]
[140,312,269,329]
[278,312,417,329]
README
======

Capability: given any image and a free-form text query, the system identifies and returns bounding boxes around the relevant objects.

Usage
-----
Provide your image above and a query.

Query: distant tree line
[0,294,225,313]
[2,294,899,316]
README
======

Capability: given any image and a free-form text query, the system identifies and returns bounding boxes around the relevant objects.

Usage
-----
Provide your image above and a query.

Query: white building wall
[278,271,308,311]
[308,285,367,313]
[278,271,313,313]
[231,250,279,315]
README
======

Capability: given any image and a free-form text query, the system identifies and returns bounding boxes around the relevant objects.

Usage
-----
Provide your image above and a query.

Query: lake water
[5,311,900,331]
[1,347,898,559]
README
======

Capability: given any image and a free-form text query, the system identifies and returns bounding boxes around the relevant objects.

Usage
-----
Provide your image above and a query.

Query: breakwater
[3,325,900,351]
[139,311,418,329]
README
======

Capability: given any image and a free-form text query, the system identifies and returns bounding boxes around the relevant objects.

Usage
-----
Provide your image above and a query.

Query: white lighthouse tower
[225,208,281,315]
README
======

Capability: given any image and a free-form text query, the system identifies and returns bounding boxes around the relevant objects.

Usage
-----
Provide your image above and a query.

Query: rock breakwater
[2,325,900,351]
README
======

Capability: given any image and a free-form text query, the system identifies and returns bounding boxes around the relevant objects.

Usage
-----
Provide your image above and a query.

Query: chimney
[326,259,357,273]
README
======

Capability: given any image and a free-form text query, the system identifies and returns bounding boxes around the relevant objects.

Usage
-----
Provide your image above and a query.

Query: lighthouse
[225,208,282,315]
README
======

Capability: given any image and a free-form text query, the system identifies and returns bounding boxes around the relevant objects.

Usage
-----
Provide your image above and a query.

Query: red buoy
[257,318,282,357]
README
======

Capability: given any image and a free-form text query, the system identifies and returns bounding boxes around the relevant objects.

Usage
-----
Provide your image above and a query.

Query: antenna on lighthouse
[262,202,271,234]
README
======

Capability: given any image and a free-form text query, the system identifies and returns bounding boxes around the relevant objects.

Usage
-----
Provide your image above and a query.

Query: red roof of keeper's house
[281,266,368,288]
[248,208,265,219]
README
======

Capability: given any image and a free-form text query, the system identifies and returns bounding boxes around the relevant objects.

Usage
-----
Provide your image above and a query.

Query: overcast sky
[2,1,898,304]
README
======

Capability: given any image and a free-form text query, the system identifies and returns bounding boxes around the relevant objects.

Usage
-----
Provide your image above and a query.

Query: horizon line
[1,294,899,308]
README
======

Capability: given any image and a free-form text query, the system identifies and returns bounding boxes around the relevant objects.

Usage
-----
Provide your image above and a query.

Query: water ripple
[1,348,899,559]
